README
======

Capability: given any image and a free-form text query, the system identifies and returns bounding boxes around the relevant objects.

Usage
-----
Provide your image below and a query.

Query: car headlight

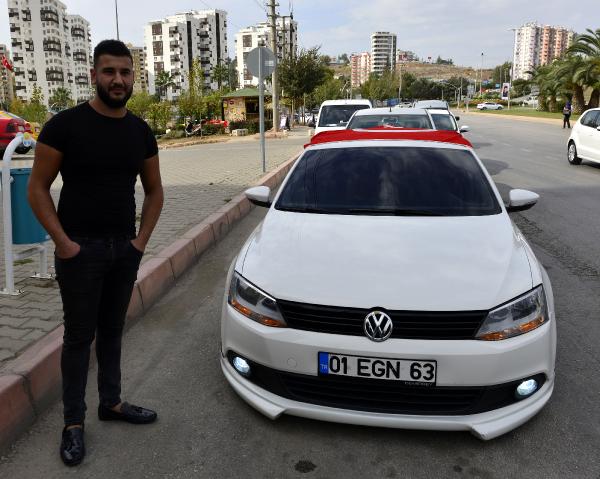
[476,286,548,341]
[228,272,287,327]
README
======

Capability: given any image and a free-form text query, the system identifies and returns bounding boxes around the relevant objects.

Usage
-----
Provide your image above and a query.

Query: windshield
[347,114,432,130]
[276,147,501,216]
[430,114,457,131]
[318,105,370,127]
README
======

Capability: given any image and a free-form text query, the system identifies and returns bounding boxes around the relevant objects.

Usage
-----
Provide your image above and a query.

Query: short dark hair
[93,40,132,67]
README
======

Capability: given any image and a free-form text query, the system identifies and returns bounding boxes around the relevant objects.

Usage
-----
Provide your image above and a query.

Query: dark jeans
[55,236,143,426]
[563,114,571,128]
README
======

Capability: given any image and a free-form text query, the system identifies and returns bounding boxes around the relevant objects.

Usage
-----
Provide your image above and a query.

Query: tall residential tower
[8,0,93,104]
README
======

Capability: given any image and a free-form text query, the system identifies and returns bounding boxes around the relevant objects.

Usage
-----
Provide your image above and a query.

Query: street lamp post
[479,52,484,98]
[114,0,120,40]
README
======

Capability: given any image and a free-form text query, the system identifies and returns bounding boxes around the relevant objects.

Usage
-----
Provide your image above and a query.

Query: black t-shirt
[38,102,158,237]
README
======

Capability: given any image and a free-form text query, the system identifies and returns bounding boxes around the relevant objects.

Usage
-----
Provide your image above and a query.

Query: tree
[492,61,512,85]
[147,101,172,133]
[154,71,175,100]
[360,70,400,102]
[127,91,156,119]
[310,77,345,105]
[48,87,74,111]
[9,97,25,117]
[228,59,239,91]
[21,84,48,124]
[212,62,229,90]
[511,78,531,98]
[554,55,586,114]
[279,47,329,123]
[567,28,600,109]
[338,53,350,64]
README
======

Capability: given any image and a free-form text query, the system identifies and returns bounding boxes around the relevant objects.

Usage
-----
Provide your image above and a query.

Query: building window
[152,23,162,36]
[154,62,164,74]
[153,41,163,56]
[243,35,252,48]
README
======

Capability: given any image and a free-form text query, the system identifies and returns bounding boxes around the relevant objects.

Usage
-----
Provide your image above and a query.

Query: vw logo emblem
[364,311,393,342]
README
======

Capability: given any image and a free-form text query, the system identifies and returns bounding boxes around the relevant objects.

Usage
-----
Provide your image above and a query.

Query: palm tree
[154,71,175,101]
[567,28,600,108]
[553,56,586,114]
[211,62,229,91]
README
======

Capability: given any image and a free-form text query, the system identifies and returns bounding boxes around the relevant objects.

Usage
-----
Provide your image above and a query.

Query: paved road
[1,115,600,478]
[0,131,306,365]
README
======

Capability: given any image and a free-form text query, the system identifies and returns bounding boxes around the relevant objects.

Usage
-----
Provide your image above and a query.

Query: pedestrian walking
[27,40,164,467]
[563,101,572,129]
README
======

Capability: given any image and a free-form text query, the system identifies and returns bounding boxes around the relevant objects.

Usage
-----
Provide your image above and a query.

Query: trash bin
[1,168,48,244]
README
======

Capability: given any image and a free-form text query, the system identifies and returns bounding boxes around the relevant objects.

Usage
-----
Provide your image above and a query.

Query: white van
[315,99,372,135]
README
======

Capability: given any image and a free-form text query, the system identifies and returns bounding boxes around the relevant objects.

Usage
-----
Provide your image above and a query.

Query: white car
[221,129,556,440]
[413,100,449,110]
[346,108,470,135]
[477,102,503,110]
[567,107,600,165]
[314,99,372,135]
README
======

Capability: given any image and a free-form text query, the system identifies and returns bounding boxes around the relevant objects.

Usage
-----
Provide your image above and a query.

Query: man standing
[28,40,164,466]
[563,100,572,129]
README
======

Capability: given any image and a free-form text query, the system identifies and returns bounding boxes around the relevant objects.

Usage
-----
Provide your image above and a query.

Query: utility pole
[479,52,484,98]
[115,0,120,40]
[268,0,279,131]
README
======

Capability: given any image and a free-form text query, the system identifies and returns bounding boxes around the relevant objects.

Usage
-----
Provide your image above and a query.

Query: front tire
[481,107,487,110]
[568,141,581,165]
[498,106,503,110]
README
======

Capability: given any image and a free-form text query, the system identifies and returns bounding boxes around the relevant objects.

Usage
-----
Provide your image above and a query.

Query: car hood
[240,210,533,311]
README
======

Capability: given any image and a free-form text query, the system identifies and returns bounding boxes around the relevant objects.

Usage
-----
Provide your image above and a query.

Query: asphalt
[1,115,600,478]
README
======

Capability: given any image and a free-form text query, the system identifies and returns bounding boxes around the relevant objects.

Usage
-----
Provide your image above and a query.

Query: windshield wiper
[347,208,447,216]
[277,206,333,213]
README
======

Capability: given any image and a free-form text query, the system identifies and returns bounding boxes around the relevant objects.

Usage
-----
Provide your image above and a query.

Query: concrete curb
[460,111,564,126]
[0,151,300,452]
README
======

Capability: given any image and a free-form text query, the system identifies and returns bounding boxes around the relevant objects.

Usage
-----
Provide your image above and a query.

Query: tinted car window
[581,110,600,127]
[347,114,432,129]
[430,114,457,131]
[318,105,370,127]
[277,147,501,216]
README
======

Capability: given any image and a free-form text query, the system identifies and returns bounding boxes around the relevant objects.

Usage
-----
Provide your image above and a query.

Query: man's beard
[96,82,132,108]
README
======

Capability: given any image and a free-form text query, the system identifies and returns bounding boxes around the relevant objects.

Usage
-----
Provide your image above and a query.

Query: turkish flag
[1,56,13,72]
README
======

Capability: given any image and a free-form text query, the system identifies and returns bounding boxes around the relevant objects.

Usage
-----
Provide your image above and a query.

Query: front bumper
[221,303,556,440]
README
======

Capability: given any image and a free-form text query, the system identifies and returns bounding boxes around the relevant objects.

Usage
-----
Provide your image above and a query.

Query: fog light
[515,379,538,399]
[232,356,251,377]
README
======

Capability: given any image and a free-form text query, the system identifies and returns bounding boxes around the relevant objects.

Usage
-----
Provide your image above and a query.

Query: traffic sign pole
[259,47,266,173]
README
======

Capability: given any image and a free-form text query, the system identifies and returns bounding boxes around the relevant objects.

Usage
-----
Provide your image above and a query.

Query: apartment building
[128,44,148,94]
[397,50,417,63]
[371,32,397,75]
[235,16,298,88]
[144,10,228,100]
[0,45,15,108]
[512,22,575,80]
[350,52,371,88]
[7,0,93,105]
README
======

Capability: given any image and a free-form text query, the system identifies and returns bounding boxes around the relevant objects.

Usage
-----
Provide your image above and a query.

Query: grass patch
[473,107,580,122]
[14,258,34,266]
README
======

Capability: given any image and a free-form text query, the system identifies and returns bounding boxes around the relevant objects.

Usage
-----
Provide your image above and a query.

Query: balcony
[75,74,89,85]
[25,40,34,52]
[43,39,62,54]
[22,9,31,21]
[46,67,64,82]
[73,51,87,63]
[28,69,37,81]
[8,8,18,18]
[40,7,59,24]
[71,26,85,39]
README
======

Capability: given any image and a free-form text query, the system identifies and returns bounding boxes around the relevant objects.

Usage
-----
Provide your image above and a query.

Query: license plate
[318,352,436,385]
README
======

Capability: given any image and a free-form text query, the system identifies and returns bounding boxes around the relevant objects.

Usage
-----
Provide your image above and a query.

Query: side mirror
[596,126,600,132]
[459,125,470,133]
[506,189,539,213]
[454,116,460,121]
[245,186,272,208]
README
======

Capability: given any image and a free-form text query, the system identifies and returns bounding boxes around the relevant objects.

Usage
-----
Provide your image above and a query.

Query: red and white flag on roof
[1,56,13,72]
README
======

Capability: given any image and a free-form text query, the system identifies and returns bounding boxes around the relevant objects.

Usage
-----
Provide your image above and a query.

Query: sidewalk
[0,128,308,366]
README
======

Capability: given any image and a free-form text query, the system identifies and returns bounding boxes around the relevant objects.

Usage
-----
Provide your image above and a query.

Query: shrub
[229,120,273,134]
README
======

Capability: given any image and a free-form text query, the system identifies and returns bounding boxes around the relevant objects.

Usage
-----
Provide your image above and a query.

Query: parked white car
[568,107,600,165]
[221,129,556,440]
[314,99,372,135]
[477,102,503,110]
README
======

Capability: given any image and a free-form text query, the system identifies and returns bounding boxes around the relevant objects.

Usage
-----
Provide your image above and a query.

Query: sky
[0,0,596,68]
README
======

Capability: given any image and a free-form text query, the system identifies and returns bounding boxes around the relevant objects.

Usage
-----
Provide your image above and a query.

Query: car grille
[277,300,487,340]
[233,354,545,416]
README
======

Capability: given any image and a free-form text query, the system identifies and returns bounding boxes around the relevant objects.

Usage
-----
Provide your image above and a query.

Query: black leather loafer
[60,426,85,466]
[98,402,157,424]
